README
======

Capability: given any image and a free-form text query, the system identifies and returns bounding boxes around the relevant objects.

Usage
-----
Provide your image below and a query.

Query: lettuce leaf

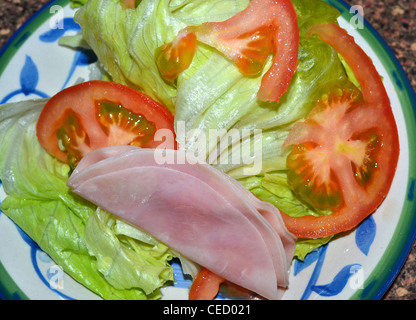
[0,99,174,300]
[84,208,174,297]
[74,0,179,112]
[0,0,355,298]
[75,0,349,259]
[74,0,250,112]
[176,0,345,172]
[74,0,345,172]
[70,0,88,8]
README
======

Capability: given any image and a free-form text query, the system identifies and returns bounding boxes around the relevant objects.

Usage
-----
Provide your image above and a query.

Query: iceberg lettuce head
[0,0,355,302]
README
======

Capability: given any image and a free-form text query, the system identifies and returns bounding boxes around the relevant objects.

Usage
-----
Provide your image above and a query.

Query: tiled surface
[0,0,415,300]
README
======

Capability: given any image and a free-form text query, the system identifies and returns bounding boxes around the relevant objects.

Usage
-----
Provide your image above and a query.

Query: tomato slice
[281,23,399,239]
[189,268,225,300]
[156,0,299,103]
[36,80,175,167]
[155,30,197,82]
[120,0,135,9]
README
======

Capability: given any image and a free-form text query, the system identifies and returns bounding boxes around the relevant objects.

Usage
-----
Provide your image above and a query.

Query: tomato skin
[306,24,388,108]
[281,23,399,239]
[36,80,175,164]
[189,268,225,300]
[156,0,298,103]
[193,0,298,102]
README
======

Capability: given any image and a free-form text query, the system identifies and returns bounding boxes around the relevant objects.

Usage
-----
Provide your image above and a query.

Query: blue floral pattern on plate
[1,18,97,105]
[293,215,376,300]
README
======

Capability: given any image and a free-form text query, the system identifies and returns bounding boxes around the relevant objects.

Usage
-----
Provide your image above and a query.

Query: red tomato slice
[189,268,225,300]
[120,0,135,9]
[281,23,399,239]
[36,80,175,167]
[155,30,197,82]
[156,0,299,103]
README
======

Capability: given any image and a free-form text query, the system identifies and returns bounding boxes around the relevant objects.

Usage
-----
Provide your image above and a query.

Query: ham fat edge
[67,145,296,300]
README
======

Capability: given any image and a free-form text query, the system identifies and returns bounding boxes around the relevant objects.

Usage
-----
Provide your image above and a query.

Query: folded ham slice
[67,146,296,300]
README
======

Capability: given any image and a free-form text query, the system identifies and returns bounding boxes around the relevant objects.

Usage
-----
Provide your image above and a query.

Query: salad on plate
[0,0,400,300]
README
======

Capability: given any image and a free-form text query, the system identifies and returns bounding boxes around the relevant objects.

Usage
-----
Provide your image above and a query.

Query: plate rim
[0,0,415,300]
[0,0,70,77]
[0,0,64,300]
[325,0,416,299]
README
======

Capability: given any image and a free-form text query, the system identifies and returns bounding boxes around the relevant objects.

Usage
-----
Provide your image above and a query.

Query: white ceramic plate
[1,0,415,300]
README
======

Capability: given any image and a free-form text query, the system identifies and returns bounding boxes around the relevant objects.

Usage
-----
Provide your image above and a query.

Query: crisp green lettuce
[74,0,349,259]
[74,0,251,112]
[170,0,348,252]
[70,0,88,8]
[1,2,355,299]
[176,0,345,174]
[0,99,174,299]
[74,0,345,174]
[74,0,182,112]
[84,208,174,297]
[294,237,332,261]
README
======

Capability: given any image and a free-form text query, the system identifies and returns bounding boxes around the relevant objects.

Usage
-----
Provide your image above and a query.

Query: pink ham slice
[71,146,296,268]
[67,146,296,300]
